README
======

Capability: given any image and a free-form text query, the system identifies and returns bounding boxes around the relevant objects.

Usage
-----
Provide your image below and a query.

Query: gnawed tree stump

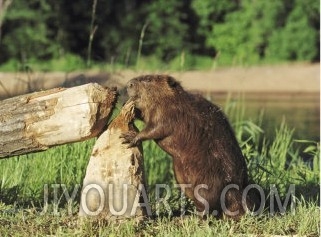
[79,101,150,221]
[0,83,116,158]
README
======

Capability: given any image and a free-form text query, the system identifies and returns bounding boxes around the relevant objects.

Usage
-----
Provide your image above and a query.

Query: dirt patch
[0,63,319,99]
[175,63,320,93]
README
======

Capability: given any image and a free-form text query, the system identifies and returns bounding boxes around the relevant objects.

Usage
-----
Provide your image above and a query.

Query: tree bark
[0,83,117,158]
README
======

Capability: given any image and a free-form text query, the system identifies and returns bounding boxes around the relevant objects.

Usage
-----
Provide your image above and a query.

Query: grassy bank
[0,201,318,236]
[0,101,319,236]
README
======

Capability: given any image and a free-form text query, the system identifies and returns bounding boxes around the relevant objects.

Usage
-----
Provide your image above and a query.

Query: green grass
[0,100,319,236]
[0,200,319,236]
[0,53,216,72]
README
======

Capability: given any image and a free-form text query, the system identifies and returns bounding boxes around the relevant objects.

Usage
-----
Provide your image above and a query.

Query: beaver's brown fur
[121,74,254,219]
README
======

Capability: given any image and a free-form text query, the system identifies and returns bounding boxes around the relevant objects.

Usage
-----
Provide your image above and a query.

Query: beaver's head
[126,74,182,110]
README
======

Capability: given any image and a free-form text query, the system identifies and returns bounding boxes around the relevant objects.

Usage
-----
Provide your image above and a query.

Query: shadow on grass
[294,183,320,203]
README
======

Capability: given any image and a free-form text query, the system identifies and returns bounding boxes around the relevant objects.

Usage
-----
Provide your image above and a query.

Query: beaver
[121,74,255,219]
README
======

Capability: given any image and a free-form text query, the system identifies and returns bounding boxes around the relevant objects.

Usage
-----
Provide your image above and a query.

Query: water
[205,92,320,142]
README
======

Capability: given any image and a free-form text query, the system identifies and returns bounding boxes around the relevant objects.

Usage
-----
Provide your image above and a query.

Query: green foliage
[141,0,189,61]
[45,54,86,71]
[191,0,238,27]
[203,0,320,65]
[1,1,59,63]
[0,0,319,70]
[169,52,214,70]
[266,0,319,61]
[208,1,278,65]
[0,53,85,72]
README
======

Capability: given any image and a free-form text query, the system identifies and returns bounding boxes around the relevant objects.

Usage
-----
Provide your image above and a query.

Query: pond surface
[204,92,320,142]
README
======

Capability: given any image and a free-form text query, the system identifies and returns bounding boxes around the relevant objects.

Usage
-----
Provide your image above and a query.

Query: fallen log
[0,83,117,158]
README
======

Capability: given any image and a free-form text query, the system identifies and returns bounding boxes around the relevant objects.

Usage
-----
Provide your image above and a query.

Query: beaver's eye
[167,76,178,88]
[144,76,152,82]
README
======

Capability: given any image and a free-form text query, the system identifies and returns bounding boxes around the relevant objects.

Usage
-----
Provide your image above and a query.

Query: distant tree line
[0,0,319,70]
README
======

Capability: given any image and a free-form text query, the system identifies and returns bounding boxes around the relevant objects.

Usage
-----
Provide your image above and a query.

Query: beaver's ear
[167,76,180,88]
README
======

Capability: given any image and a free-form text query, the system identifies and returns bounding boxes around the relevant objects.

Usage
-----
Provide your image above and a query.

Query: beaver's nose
[127,79,136,89]
[127,81,134,88]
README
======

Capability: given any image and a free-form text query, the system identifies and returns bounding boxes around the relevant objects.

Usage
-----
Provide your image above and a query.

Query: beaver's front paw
[120,131,139,148]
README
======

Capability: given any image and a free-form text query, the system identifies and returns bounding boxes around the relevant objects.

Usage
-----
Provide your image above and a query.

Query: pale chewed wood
[79,101,149,221]
[0,83,116,158]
